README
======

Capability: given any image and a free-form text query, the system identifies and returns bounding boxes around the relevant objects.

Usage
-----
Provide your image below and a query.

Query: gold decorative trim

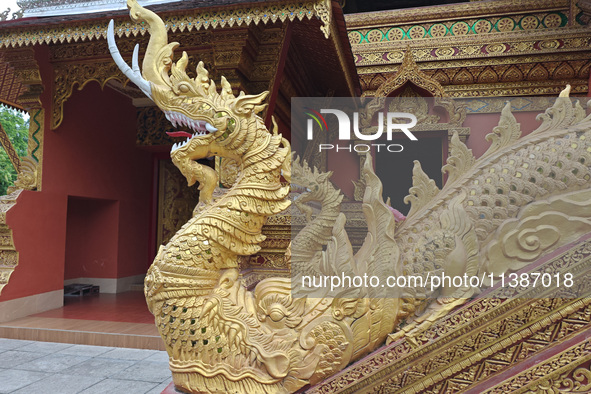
[0,0,332,49]
[486,339,591,393]
[371,49,445,97]
[9,156,37,192]
[0,189,21,295]
[310,238,591,393]
[443,79,588,98]
[52,61,126,129]
[357,51,591,75]
[352,29,591,66]
[402,300,591,393]
[349,1,591,98]
[349,12,572,45]
[2,48,44,190]
[26,108,43,190]
[136,106,176,146]
[579,0,591,24]
[361,63,590,98]
[156,159,199,248]
[345,0,569,29]
[313,0,333,39]
[453,97,575,113]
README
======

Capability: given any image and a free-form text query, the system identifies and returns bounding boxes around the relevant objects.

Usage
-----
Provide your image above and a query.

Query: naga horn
[107,20,152,98]
[107,0,180,98]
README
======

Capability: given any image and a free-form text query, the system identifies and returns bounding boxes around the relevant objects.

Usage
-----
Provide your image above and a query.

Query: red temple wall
[3,191,67,302]
[3,47,153,302]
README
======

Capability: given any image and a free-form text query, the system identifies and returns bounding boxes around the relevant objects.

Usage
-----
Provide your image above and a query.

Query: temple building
[0,0,590,392]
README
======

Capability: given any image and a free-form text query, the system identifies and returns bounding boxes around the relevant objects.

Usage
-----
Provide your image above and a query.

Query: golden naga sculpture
[108,2,398,392]
[108,1,591,392]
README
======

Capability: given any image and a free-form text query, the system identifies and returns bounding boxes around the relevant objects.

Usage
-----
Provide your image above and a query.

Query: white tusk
[205,123,218,133]
[107,20,153,100]
[132,44,141,74]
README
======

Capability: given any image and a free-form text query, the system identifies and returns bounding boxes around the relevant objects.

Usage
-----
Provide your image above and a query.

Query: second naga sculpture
[109,1,591,392]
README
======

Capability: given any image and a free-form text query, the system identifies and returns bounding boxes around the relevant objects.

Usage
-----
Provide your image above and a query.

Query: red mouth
[167,131,193,138]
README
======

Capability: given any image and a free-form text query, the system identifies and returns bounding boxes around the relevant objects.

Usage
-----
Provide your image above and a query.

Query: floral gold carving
[370,49,445,98]
[52,61,127,129]
[348,0,591,98]
[156,160,199,247]
[442,131,475,184]
[403,160,440,218]
[0,189,21,295]
[9,156,38,192]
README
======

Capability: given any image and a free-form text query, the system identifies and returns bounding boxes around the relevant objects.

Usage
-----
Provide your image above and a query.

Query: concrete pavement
[0,338,172,394]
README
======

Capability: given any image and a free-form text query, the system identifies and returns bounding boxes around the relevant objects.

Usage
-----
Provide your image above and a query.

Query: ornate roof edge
[371,48,445,97]
[0,0,333,48]
[344,0,569,28]
[330,1,361,97]
[19,0,171,18]
[0,99,25,111]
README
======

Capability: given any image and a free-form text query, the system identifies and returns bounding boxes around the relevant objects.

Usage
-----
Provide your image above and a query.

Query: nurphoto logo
[304,106,418,153]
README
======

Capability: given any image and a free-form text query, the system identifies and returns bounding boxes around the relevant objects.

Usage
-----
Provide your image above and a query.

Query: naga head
[292,155,342,221]
[108,0,270,202]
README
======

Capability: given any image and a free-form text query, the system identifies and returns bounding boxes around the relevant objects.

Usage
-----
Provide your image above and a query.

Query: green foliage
[0,106,29,195]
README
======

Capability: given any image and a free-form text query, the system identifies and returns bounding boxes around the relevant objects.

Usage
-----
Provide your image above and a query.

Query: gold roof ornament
[372,47,445,98]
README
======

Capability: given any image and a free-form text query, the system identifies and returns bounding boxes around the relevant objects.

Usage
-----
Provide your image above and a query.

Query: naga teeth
[205,122,217,132]
[166,111,218,135]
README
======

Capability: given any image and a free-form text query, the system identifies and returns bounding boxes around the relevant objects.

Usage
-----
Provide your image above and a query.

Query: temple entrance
[63,196,119,293]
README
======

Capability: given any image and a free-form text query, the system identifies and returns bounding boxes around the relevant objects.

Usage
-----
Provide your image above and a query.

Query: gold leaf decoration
[483,101,521,157]
[442,131,475,185]
[0,189,21,296]
[10,156,37,192]
[533,84,584,134]
[403,160,440,218]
